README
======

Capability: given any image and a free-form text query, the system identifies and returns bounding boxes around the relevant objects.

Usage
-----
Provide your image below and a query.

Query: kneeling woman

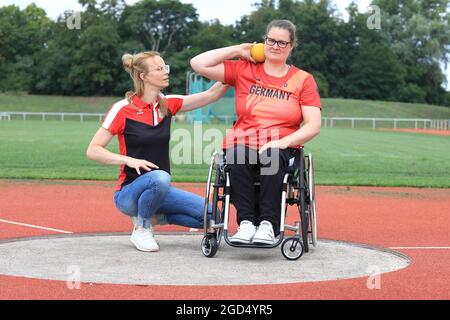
[87,51,228,252]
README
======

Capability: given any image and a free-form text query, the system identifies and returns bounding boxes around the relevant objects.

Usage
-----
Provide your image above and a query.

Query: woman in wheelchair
[191,19,322,247]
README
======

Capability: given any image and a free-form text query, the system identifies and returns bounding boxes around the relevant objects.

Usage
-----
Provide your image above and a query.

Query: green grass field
[1,120,449,187]
[0,94,118,113]
[1,93,450,118]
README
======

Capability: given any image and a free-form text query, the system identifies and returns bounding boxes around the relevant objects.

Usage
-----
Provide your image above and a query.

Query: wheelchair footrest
[284,224,298,232]
[228,243,277,249]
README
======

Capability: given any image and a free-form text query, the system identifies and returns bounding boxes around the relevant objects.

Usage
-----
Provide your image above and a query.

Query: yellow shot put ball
[251,43,265,63]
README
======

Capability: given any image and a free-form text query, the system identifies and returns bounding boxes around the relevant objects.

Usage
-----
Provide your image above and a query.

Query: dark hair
[266,19,298,47]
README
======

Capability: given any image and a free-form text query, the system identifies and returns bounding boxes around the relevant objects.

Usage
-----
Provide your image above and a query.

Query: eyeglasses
[148,65,170,74]
[264,37,291,48]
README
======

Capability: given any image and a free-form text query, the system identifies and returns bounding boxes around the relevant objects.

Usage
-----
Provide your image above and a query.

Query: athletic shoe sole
[130,238,159,252]
[229,237,253,244]
[252,238,276,245]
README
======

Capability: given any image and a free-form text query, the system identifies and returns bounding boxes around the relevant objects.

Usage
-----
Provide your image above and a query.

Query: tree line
[0,0,449,106]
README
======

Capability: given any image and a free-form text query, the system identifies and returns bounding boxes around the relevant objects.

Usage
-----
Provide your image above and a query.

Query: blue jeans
[114,170,207,229]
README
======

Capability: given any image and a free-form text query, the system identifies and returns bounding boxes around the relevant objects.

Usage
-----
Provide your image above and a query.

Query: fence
[321,117,450,130]
[0,112,105,122]
[1,112,449,130]
[0,112,11,120]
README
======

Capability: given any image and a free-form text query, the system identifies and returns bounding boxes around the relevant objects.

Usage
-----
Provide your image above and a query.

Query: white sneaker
[252,220,276,245]
[230,220,256,244]
[130,226,159,252]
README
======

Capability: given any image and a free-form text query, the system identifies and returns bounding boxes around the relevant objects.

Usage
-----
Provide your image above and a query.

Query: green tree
[0,4,52,92]
[372,0,450,104]
[117,0,202,94]
[340,5,407,101]
[344,38,406,100]
[68,22,121,95]
[191,20,235,55]
[32,1,124,96]
[120,0,200,54]
[233,1,277,43]
[290,0,349,97]
[31,12,83,94]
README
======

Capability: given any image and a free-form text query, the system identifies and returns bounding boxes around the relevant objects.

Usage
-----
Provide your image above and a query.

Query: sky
[0,0,448,89]
[0,0,372,24]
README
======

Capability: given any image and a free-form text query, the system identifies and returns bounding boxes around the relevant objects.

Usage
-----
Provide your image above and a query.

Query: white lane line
[390,246,450,250]
[0,219,73,234]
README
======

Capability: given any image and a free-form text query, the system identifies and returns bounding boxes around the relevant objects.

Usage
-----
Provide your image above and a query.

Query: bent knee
[147,170,171,190]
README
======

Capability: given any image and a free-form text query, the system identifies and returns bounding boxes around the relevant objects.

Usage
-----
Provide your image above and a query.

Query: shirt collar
[132,95,159,110]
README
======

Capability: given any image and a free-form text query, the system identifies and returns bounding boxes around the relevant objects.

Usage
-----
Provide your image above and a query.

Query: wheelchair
[201,147,317,260]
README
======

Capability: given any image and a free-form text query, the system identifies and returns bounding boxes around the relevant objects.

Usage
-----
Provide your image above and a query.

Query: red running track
[0,180,449,300]
[382,128,450,136]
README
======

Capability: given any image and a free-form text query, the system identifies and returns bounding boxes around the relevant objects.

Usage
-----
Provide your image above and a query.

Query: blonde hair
[122,51,168,116]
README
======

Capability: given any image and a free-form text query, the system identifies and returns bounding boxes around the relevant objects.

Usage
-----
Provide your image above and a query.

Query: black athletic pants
[225,145,296,234]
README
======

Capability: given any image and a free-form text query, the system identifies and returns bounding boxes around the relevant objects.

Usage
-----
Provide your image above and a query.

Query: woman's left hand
[258,139,290,154]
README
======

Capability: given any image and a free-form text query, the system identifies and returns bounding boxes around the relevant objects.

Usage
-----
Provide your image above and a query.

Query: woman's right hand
[125,157,159,175]
[239,43,257,63]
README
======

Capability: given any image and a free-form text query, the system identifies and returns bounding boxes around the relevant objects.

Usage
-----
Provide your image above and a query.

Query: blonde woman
[87,51,229,252]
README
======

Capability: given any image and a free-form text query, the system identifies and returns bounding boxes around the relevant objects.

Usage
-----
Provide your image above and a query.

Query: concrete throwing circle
[0,234,410,286]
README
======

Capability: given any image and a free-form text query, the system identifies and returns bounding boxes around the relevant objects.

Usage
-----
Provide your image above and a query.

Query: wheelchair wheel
[298,154,310,253]
[212,184,224,248]
[201,234,218,258]
[204,152,224,247]
[203,153,218,231]
[281,237,304,260]
[307,153,318,248]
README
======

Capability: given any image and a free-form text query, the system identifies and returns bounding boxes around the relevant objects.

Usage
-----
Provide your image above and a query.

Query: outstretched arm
[179,82,230,112]
[190,43,256,82]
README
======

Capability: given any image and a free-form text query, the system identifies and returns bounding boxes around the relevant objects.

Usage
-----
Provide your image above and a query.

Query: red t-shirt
[102,95,183,190]
[222,60,321,150]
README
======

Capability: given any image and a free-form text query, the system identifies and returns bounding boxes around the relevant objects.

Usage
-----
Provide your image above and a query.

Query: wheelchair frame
[201,147,317,260]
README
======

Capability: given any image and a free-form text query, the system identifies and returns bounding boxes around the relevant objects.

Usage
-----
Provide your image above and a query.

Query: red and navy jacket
[102,94,183,190]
